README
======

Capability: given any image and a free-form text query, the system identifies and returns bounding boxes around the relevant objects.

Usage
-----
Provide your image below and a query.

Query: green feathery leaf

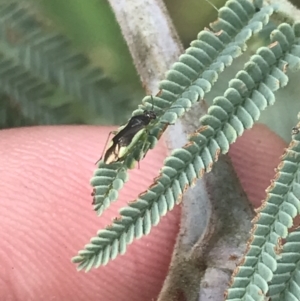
[268,227,300,301]
[0,51,72,124]
[91,163,128,215]
[226,75,300,300]
[72,20,300,273]
[75,18,299,268]
[90,0,276,219]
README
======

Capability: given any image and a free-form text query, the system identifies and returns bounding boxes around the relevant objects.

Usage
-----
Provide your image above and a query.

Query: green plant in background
[0,1,137,126]
[2,0,300,300]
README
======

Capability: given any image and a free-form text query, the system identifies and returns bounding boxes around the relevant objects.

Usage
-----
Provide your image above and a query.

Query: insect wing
[118,128,147,159]
[102,113,152,164]
[112,115,150,161]
[103,141,120,164]
[115,115,148,146]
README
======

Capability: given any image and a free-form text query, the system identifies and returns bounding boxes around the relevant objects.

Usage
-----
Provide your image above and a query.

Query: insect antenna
[204,0,218,12]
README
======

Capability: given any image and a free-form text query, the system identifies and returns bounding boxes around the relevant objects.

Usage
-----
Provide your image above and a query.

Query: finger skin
[0,124,286,300]
[0,126,180,301]
[229,124,287,207]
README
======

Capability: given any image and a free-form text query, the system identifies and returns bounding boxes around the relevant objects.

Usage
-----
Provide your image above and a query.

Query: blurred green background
[35,0,225,95]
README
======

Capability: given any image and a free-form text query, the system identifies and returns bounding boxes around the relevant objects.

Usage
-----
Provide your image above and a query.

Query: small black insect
[96,101,157,165]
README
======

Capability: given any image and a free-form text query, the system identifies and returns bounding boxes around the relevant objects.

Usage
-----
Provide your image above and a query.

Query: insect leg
[139,130,152,162]
[95,130,117,164]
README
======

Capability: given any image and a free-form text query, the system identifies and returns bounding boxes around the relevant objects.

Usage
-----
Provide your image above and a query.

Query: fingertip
[0,126,180,301]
